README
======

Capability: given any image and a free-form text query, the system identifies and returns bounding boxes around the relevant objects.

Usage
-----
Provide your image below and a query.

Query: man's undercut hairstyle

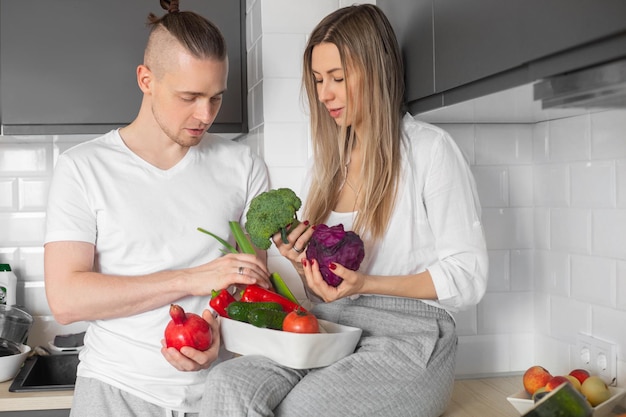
[144,0,227,77]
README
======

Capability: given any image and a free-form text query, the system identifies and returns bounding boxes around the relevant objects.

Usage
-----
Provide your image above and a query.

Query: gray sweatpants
[71,376,199,417]
[200,296,457,417]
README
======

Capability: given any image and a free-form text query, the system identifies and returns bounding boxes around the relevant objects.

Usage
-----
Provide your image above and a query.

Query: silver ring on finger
[238,266,244,275]
[292,245,303,253]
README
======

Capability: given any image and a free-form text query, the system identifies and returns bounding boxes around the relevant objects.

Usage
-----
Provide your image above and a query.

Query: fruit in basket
[565,375,582,391]
[545,375,571,392]
[580,376,611,407]
[523,366,553,395]
[569,369,590,385]
[283,308,319,334]
[164,304,212,351]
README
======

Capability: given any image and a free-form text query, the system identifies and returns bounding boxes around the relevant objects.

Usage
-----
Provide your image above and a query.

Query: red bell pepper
[209,289,236,318]
[240,285,305,313]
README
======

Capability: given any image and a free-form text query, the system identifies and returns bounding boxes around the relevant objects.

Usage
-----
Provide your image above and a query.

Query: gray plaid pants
[200,296,457,417]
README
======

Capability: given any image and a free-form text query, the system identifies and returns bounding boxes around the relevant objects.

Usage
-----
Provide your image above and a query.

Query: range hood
[534,59,626,110]
[417,59,626,124]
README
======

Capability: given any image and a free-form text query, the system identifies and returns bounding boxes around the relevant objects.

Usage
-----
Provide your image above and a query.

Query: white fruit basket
[507,386,626,417]
[220,317,362,369]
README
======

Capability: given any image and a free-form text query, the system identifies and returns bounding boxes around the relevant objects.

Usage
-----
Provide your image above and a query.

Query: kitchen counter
[1,375,624,415]
[442,376,626,417]
[1,376,522,414]
[442,376,522,416]
[0,380,72,411]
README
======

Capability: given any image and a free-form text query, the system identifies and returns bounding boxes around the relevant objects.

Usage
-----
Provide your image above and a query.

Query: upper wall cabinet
[379,0,626,113]
[377,0,435,104]
[0,0,246,135]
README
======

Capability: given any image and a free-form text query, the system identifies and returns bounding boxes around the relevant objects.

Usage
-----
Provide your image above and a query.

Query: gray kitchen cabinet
[379,0,626,113]
[379,0,435,104]
[432,0,526,94]
[0,0,246,136]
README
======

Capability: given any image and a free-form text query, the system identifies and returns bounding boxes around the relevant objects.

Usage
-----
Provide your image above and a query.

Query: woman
[201,5,487,417]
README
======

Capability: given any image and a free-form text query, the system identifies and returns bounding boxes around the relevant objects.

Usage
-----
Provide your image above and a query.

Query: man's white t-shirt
[45,130,269,411]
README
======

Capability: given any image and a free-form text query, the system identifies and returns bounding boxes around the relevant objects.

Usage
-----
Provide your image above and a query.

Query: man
[44,4,270,416]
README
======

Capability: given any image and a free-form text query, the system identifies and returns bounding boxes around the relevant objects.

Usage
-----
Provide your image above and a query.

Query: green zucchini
[226,301,283,322]
[247,309,287,330]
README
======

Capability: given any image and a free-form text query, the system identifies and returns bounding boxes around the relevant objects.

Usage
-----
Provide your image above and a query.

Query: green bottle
[0,264,17,305]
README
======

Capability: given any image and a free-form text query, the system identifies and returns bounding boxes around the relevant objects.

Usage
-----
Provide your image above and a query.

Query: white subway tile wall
[570,161,615,208]
[615,162,626,208]
[549,115,591,162]
[592,110,626,159]
[0,134,97,346]
[0,0,624,383]
[510,249,533,292]
[594,209,626,259]
[618,261,626,311]
[570,255,616,307]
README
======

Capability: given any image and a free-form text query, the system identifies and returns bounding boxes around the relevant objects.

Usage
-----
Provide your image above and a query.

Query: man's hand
[161,309,221,371]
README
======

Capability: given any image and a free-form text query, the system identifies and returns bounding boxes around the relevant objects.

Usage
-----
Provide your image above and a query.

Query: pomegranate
[164,304,212,351]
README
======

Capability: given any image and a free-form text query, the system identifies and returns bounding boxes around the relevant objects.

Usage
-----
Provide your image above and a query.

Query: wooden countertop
[0,376,523,414]
[0,380,73,411]
[442,376,626,417]
[1,375,624,415]
[442,376,521,416]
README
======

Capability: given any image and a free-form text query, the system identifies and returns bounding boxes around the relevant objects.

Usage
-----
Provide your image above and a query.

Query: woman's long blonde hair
[302,4,405,241]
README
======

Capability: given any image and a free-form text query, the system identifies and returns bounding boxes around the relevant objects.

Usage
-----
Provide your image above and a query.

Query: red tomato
[282,308,319,334]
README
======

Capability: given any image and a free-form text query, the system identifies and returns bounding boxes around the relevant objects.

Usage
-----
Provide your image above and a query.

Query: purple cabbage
[305,224,365,287]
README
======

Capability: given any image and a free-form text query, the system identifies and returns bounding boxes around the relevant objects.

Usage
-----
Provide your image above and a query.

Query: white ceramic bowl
[220,317,362,369]
[507,386,626,417]
[0,343,31,382]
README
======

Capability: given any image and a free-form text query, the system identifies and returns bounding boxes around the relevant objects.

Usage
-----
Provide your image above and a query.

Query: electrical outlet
[576,333,617,385]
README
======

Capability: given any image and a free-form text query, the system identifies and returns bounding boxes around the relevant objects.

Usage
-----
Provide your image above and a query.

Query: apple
[565,375,582,391]
[523,365,553,395]
[581,375,611,406]
[545,375,571,392]
[569,368,591,385]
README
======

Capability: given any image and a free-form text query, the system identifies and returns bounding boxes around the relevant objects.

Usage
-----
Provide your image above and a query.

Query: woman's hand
[300,258,366,302]
[273,221,314,265]
[161,309,221,371]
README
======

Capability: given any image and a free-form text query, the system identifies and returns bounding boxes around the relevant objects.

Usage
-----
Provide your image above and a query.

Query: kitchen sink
[9,353,79,392]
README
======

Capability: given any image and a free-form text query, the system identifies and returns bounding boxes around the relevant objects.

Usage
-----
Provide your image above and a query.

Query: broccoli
[245,188,302,250]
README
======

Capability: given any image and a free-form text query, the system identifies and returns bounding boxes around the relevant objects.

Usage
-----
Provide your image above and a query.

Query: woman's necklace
[344,177,360,196]
[343,165,362,213]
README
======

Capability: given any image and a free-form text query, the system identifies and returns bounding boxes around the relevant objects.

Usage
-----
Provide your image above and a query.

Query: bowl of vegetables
[220,315,362,369]
[212,284,361,369]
